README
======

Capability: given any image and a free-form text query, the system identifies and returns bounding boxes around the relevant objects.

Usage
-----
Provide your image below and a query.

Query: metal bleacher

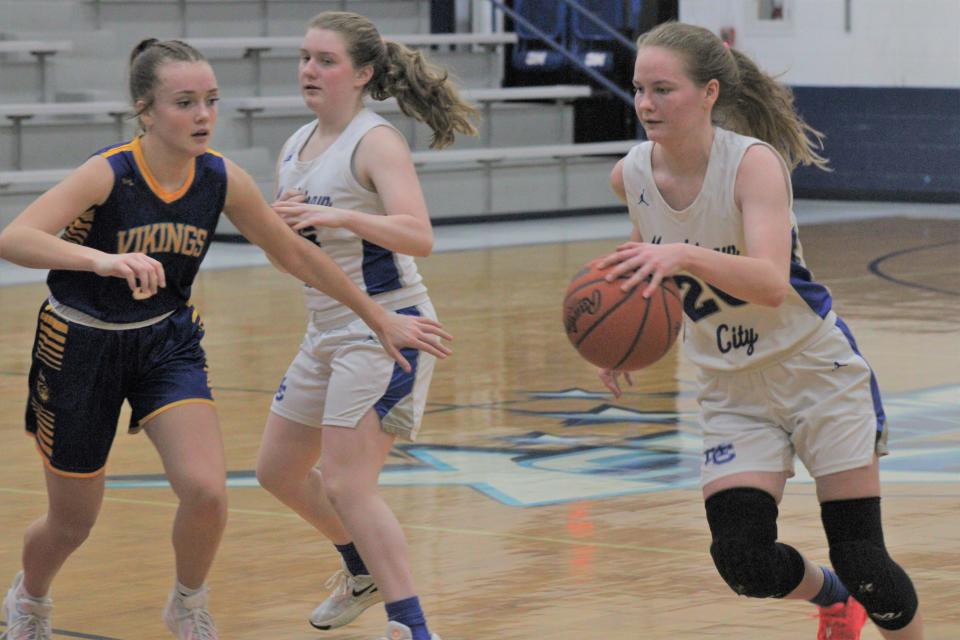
[0,0,635,228]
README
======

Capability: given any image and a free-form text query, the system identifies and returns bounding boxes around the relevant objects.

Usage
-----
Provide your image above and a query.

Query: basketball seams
[659,285,676,360]
[563,262,683,371]
[613,291,653,370]
[662,278,683,304]
[573,283,641,349]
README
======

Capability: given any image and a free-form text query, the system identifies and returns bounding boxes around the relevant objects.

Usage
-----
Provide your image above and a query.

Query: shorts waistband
[47,295,176,330]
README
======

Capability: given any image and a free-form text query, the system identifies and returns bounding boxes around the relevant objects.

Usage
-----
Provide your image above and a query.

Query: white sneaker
[309,565,381,630]
[1,572,52,640]
[162,586,218,640]
[378,621,442,640]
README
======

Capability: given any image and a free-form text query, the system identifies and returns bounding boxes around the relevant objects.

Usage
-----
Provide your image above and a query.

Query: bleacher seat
[570,0,630,73]
[511,0,568,72]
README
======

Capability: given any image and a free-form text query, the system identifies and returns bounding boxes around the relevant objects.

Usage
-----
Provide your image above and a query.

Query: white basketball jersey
[277,109,428,327]
[621,127,835,371]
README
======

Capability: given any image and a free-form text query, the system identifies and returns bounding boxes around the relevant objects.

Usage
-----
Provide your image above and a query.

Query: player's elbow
[410,237,433,257]
[757,281,789,308]
[406,226,434,257]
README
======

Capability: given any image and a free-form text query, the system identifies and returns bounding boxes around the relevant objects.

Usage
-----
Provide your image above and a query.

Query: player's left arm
[668,144,792,306]
[273,126,434,257]
[601,145,791,306]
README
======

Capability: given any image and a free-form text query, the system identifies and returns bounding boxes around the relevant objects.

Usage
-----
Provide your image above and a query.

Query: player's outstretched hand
[93,252,166,300]
[597,367,632,399]
[374,313,453,372]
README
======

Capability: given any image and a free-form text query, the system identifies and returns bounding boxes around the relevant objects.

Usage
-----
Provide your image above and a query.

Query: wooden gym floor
[0,212,957,639]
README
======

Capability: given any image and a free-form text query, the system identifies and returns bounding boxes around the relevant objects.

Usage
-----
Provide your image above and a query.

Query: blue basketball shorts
[24,301,214,477]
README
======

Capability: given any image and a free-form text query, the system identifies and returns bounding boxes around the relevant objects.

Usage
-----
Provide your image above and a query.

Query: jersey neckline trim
[129,136,197,204]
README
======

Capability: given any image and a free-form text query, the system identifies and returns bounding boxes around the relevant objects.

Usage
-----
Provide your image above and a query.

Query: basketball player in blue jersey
[594,22,924,640]
[0,38,450,640]
[252,12,476,640]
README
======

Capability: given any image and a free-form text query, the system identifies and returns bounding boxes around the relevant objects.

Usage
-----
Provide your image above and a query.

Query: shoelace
[4,612,52,640]
[323,569,351,600]
[175,605,217,640]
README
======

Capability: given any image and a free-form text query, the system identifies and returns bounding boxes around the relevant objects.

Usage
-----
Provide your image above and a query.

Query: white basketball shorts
[270,302,437,441]
[698,316,888,486]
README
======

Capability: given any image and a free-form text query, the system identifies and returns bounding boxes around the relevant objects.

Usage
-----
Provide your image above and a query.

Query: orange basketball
[562,258,683,371]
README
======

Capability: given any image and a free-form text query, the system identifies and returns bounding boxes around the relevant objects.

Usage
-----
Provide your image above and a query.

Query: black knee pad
[705,488,806,599]
[822,497,919,631]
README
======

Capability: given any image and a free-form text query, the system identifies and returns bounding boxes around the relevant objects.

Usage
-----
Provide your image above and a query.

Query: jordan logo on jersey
[637,189,650,206]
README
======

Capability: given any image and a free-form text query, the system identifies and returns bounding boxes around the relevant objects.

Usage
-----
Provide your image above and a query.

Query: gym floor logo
[107,384,960,508]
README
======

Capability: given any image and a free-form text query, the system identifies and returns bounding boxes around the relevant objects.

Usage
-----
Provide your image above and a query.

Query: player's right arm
[0,156,166,296]
[610,158,644,243]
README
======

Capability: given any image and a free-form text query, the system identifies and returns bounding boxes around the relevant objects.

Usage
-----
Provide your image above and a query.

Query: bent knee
[709,538,805,598]
[47,515,97,549]
[706,488,804,599]
[177,478,227,515]
[822,497,919,630]
[830,541,918,630]
[255,457,290,496]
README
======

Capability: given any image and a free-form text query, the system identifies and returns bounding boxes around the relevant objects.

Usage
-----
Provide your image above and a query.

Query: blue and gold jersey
[47,137,227,322]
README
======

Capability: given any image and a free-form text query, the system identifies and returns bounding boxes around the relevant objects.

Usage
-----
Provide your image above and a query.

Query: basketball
[562,258,683,371]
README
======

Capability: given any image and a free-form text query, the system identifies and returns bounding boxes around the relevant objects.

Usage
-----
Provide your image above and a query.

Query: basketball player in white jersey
[253,12,477,640]
[597,22,924,640]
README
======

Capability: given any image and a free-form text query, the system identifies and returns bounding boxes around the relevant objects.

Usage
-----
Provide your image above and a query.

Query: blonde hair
[637,22,829,170]
[308,11,478,149]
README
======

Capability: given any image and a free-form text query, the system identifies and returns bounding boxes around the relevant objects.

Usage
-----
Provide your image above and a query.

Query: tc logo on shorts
[274,376,287,402]
[704,443,736,465]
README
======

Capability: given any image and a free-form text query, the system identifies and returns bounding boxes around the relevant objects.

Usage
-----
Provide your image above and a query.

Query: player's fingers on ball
[651,272,666,295]
[605,262,628,281]
[595,255,616,270]
[620,273,641,292]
